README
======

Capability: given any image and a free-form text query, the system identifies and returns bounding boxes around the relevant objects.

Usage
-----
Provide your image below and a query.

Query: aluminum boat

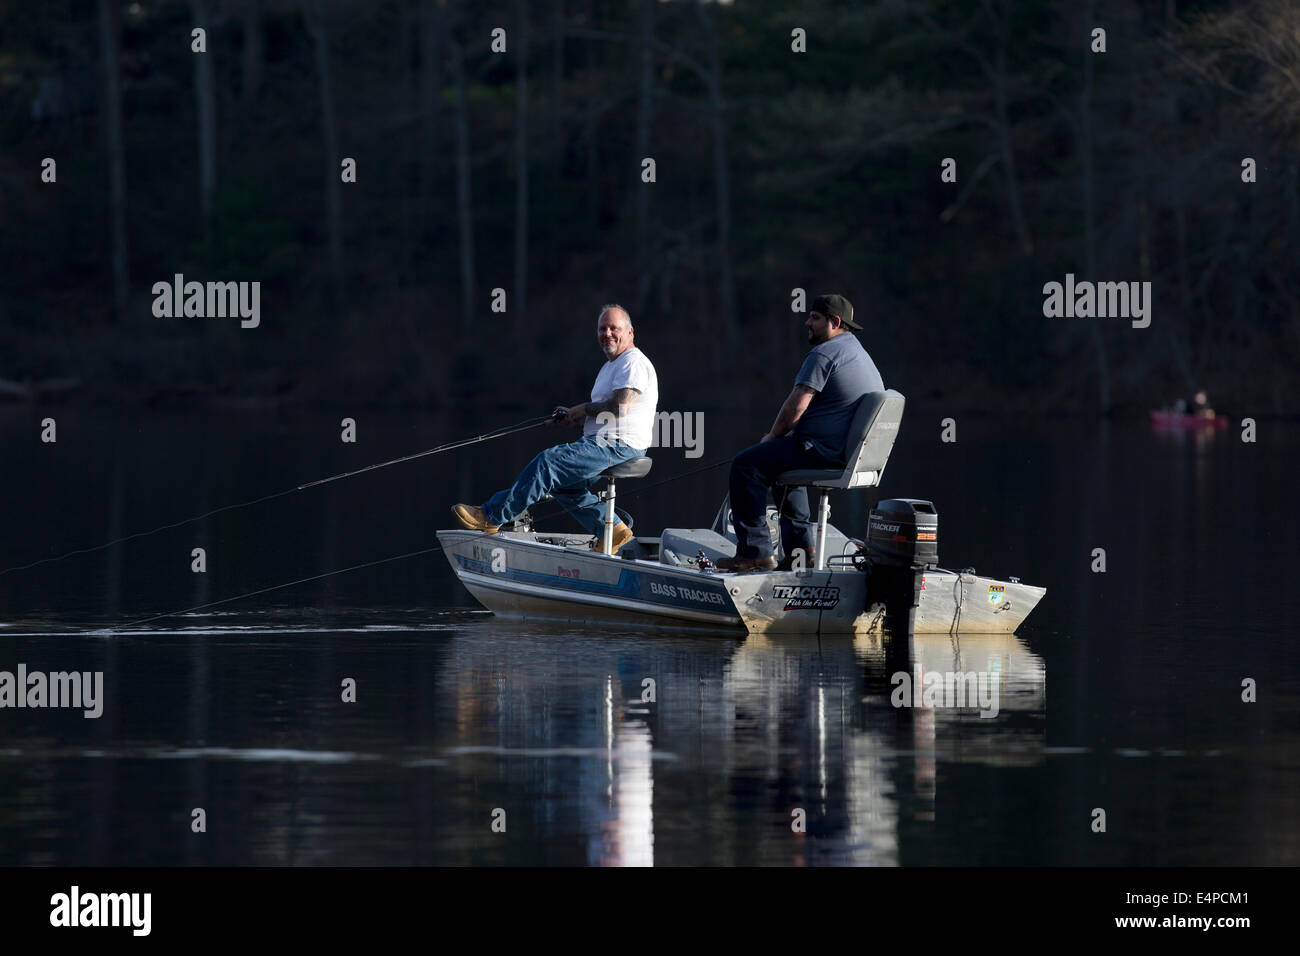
[438,390,1045,636]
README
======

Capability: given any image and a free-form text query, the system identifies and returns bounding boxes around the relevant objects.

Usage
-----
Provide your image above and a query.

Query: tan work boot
[590,521,634,554]
[451,504,499,534]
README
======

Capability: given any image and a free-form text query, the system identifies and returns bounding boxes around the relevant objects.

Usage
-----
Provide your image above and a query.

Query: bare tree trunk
[918,1,1031,256]
[98,0,128,320]
[1151,201,1193,390]
[549,0,566,334]
[551,0,564,152]
[418,0,441,245]
[634,0,655,317]
[451,41,477,324]
[585,0,600,234]
[1289,159,1298,246]
[1232,192,1255,381]
[1080,0,1109,414]
[305,2,343,298]
[242,0,264,105]
[990,3,1032,255]
[700,3,736,347]
[192,0,217,237]
[514,0,529,327]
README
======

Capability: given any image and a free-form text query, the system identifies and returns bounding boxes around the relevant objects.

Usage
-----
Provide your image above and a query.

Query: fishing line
[103,455,738,631]
[107,545,449,632]
[0,415,553,578]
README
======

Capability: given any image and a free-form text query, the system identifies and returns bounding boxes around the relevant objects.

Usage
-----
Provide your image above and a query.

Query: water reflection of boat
[906,632,1046,716]
[436,624,1047,863]
[439,391,1045,635]
[888,631,1047,825]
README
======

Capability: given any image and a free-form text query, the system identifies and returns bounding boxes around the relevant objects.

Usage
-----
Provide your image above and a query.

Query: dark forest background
[2,0,1297,416]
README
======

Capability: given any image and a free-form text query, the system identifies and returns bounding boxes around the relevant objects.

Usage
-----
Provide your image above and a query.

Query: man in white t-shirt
[452,304,658,553]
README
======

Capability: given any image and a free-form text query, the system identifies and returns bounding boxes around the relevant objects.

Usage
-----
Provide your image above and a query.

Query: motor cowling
[867,498,938,569]
[864,499,937,635]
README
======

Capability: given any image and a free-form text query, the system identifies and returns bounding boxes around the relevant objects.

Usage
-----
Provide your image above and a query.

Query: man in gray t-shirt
[718,294,884,572]
[793,319,884,461]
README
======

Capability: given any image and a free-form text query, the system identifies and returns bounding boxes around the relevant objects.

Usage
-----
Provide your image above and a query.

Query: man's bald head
[599,304,632,328]
[597,304,634,360]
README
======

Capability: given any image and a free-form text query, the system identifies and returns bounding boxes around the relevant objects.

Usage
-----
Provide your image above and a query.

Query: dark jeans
[728,436,840,560]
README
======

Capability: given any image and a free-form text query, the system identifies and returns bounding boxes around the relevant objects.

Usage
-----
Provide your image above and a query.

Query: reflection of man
[718,294,883,572]
[452,304,658,554]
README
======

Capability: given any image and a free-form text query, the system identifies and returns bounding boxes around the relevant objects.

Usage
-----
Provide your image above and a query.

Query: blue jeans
[729,436,840,559]
[482,435,646,535]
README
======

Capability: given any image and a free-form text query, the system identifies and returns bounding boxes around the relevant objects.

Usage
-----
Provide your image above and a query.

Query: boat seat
[593,456,653,554]
[777,389,905,569]
[601,456,653,480]
[506,458,651,536]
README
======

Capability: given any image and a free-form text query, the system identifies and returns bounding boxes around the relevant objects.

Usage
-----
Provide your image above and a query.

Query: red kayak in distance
[1149,409,1228,429]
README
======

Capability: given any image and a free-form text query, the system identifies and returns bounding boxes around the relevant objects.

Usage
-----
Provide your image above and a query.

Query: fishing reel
[499,508,534,532]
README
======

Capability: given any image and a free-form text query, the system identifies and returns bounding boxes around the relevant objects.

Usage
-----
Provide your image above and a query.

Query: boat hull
[437,530,743,630]
[723,566,1043,635]
[913,569,1046,634]
[1149,410,1227,429]
[437,530,1045,635]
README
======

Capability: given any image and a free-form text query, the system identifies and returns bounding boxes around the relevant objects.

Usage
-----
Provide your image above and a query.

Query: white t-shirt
[583,346,659,450]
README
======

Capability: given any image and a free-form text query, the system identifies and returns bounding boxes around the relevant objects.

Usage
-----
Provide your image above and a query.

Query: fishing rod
[0,414,556,578]
[102,455,737,632]
[296,414,559,491]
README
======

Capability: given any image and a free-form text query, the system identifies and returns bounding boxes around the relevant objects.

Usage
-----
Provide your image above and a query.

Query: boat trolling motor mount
[863,499,939,634]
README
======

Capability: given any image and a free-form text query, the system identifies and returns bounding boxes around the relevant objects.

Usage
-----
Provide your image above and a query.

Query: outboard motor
[865,499,938,634]
[868,498,938,567]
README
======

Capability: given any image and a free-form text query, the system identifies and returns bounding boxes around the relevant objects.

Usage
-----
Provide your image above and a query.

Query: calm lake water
[1,407,1297,865]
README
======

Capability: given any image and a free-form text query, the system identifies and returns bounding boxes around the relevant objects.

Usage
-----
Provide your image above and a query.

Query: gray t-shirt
[792,333,884,463]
